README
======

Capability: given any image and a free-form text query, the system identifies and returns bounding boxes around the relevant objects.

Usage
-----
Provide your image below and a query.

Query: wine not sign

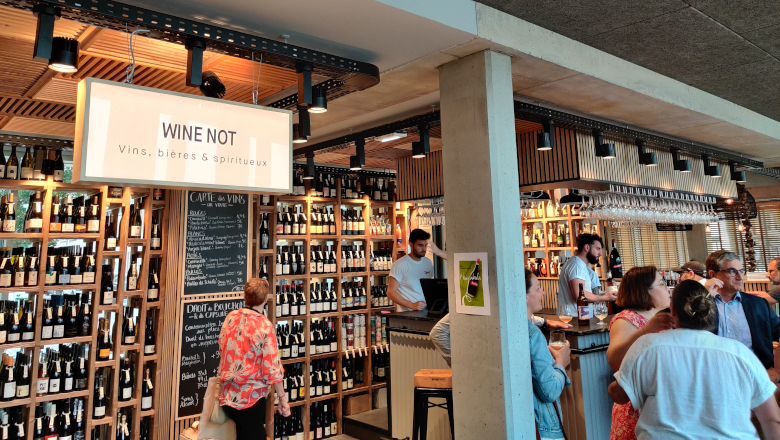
[73,77,292,193]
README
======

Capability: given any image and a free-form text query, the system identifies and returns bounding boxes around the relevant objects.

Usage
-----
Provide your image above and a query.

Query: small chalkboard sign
[176,297,244,419]
[184,191,250,295]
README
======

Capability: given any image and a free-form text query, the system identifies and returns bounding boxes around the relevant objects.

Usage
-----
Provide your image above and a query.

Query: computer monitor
[421,278,449,315]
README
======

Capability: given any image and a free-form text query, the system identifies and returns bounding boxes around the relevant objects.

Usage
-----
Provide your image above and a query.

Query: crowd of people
[209,228,780,440]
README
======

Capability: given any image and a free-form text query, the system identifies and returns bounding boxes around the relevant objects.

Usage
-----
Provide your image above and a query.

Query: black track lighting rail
[0,132,73,149]
[268,79,344,111]
[3,0,380,104]
[293,111,441,159]
[514,101,763,169]
[292,163,396,178]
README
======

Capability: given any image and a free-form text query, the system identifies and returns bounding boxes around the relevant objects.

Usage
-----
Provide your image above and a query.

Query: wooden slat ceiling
[0,4,297,138]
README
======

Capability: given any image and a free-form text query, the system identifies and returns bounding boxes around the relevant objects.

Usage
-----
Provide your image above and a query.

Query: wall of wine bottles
[256,169,399,439]
[0,180,166,440]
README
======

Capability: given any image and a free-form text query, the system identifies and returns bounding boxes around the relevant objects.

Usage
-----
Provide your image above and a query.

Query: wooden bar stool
[412,369,454,440]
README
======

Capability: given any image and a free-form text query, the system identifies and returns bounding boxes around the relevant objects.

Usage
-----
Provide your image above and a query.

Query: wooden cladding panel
[32,78,79,104]
[517,126,580,186]
[2,117,75,137]
[0,39,50,97]
[397,150,443,201]
[576,129,738,197]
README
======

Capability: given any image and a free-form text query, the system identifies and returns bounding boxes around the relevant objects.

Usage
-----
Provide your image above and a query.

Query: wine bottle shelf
[0,233,44,240]
[339,199,368,205]
[151,200,166,207]
[274,274,309,280]
[139,409,155,417]
[310,235,340,240]
[117,398,138,408]
[372,382,387,389]
[0,286,40,294]
[281,358,305,365]
[310,353,339,361]
[306,312,340,319]
[48,233,102,240]
[44,283,97,291]
[142,354,158,361]
[342,386,370,396]
[118,344,141,352]
[102,251,122,257]
[91,417,112,426]
[370,271,391,276]
[0,341,36,350]
[276,235,308,241]
[98,304,121,312]
[369,236,395,240]
[0,398,31,409]
[36,389,89,403]
[257,249,274,255]
[371,307,395,312]
[127,238,146,245]
[39,335,93,346]
[310,393,339,403]
[94,360,115,368]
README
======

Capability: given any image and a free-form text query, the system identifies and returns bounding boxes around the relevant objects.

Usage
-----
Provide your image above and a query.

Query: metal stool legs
[412,387,454,440]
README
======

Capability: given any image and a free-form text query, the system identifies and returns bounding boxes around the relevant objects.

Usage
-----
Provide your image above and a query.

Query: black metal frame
[294,111,440,159]
[0,132,73,149]
[2,0,380,110]
[292,163,395,178]
[514,101,764,169]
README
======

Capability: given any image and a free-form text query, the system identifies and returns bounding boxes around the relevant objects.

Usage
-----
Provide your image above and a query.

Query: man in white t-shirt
[388,229,446,311]
[557,234,617,315]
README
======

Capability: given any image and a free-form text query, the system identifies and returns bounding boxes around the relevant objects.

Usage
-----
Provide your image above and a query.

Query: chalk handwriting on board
[184,191,249,295]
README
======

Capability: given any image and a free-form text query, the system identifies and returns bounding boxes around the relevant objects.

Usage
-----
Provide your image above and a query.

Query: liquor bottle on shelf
[92,375,106,419]
[150,214,161,250]
[63,295,78,338]
[74,197,87,233]
[78,293,91,337]
[14,352,29,399]
[52,296,65,339]
[39,299,52,341]
[96,318,111,361]
[87,196,100,233]
[1,194,14,233]
[105,212,117,250]
[33,406,44,440]
[100,264,114,305]
[117,413,129,440]
[47,350,60,394]
[118,358,132,402]
[36,351,48,397]
[121,305,136,345]
[144,313,156,355]
[129,199,142,238]
[73,399,86,440]
[141,366,153,410]
[21,300,34,341]
[25,191,44,233]
[4,145,17,180]
[6,302,19,343]
[74,346,87,391]
[60,196,74,233]
[62,345,74,392]
[0,251,11,288]
[0,353,15,401]
[52,149,64,183]
[126,254,139,291]
[152,188,164,201]
[19,146,33,180]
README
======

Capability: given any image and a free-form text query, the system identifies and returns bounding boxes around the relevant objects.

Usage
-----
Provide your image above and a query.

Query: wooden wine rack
[0,179,166,440]
[254,177,399,438]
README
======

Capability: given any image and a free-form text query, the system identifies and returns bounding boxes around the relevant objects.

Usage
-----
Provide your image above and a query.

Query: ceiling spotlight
[350,155,362,171]
[412,124,431,159]
[354,138,366,166]
[729,161,747,183]
[292,123,307,144]
[32,4,60,62]
[559,189,589,206]
[309,86,327,113]
[593,130,616,159]
[200,71,226,99]
[412,141,426,158]
[378,133,407,143]
[636,139,658,166]
[671,149,691,172]
[726,198,734,205]
[702,154,721,178]
[48,37,78,73]
[297,63,313,106]
[298,105,311,137]
[303,153,316,180]
[537,119,554,151]
[185,39,205,87]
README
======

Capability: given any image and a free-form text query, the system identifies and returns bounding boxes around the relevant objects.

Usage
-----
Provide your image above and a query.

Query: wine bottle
[82,248,95,285]
[21,300,34,341]
[577,283,590,326]
[7,303,20,343]
[143,314,155,355]
[105,212,116,250]
[260,218,270,250]
[78,293,91,337]
[97,319,111,361]
[92,375,106,419]
[47,350,60,394]
[100,265,113,306]
[36,351,48,397]
[1,353,16,401]
[44,404,57,440]
[147,260,158,302]
[141,367,153,410]
[121,306,135,345]
[86,196,100,233]
[73,399,85,440]
[25,191,43,233]
[40,300,53,340]
[1,194,15,233]
[61,196,75,233]
[53,150,65,182]
[19,147,33,180]
[118,359,132,402]
[5,145,18,180]
[52,296,65,339]
[33,406,44,440]
[13,352,28,399]
[63,346,74,392]
[150,214,161,250]
[74,347,87,391]
[129,199,142,238]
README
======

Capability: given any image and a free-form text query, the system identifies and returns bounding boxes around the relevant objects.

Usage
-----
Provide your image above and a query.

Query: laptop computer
[421,278,449,315]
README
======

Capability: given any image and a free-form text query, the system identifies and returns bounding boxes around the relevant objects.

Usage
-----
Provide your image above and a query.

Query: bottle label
[15,384,28,398]
[61,223,74,232]
[7,332,19,342]
[1,220,14,233]
[99,348,110,358]
[142,396,152,409]
[124,335,135,344]
[13,271,24,286]
[103,291,113,304]
[578,305,591,320]
[36,378,48,394]
[87,219,99,232]
[28,218,42,228]
[58,273,70,284]
[3,381,15,398]
[0,330,6,344]
[64,377,73,391]
[0,274,10,287]
[53,325,64,338]
[49,378,60,393]
[70,274,83,285]
[76,378,86,390]
[148,288,158,300]
[28,270,37,285]
[83,272,95,284]
[106,238,117,249]
[93,407,105,418]
[5,166,16,179]
[144,345,155,355]
[22,331,33,340]
[131,225,142,237]
[20,167,32,179]
[122,387,132,400]
[151,238,161,248]
[128,276,137,290]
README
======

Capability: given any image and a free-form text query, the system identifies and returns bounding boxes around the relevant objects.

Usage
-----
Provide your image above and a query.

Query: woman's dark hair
[616,266,658,310]
[409,228,431,244]
[244,278,270,307]
[672,280,716,330]
[525,268,534,292]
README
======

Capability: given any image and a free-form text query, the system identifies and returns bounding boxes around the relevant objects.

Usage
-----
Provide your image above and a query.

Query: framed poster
[454,252,491,316]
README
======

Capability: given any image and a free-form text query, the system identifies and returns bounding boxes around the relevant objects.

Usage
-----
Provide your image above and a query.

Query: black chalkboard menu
[184,191,249,295]
[177,298,244,419]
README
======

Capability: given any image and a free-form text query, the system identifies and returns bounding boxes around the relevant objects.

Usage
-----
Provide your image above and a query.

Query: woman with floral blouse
[218,278,291,440]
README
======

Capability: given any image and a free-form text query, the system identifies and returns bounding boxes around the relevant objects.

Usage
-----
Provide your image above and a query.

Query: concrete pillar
[439,50,535,439]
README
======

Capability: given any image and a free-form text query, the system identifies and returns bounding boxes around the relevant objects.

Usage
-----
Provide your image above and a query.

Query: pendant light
[593,130,616,159]
[729,161,747,183]
[350,138,365,171]
[412,124,430,158]
[636,139,658,166]
[672,149,691,172]
[48,37,79,73]
[292,123,307,144]
[303,153,316,180]
[559,189,588,206]
[309,87,327,113]
[537,119,554,151]
[702,155,721,178]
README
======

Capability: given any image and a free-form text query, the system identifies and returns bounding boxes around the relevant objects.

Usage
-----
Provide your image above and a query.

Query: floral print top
[608,309,649,440]
[218,308,284,409]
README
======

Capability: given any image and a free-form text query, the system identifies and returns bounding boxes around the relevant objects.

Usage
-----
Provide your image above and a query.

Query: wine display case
[0,180,166,440]
[256,170,398,438]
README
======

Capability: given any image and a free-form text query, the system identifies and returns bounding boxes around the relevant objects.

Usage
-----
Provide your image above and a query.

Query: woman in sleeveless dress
[606,266,675,440]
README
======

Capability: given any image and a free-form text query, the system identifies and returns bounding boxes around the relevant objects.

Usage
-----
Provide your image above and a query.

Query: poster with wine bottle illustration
[454,252,491,316]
